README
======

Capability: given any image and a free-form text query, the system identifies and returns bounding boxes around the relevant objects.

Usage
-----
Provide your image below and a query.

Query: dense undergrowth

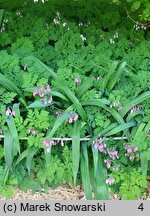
[0,0,150,199]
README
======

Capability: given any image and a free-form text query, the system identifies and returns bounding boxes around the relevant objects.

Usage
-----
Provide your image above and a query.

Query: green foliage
[113,168,147,200]
[112,0,150,21]
[0,0,149,200]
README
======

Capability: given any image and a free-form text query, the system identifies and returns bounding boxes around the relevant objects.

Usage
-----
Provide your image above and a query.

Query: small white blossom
[63,22,67,27]
[109,38,115,44]
[80,34,86,41]
[114,32,119,39]
[53,18,60,25]
[79,22,83,26]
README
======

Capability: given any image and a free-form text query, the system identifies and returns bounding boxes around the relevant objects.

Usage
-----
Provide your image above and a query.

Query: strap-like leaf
[58,85,87,121]
[0,73,27,107]
[75,77,93,98]
[120,91,150,117]
[91,150,109,200]
[80,143,92,199]
[72,121,82,185]
[6,116,20,155]
[104,61,118,89]
[4,130,13,170]
[47,112,71,138]
[105,121,136,136]
[107,61,127,91]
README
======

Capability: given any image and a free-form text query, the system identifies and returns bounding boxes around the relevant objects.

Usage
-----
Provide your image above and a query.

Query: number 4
[138,203,144,211]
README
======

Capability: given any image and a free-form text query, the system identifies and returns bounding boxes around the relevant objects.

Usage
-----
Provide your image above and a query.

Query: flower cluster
[93,136,107,153]
[93,134,120,180]
[109,32,119,44]
[106,177,115,185]
[80,34,86,41]
[53,11,61,25]
[110,100,123,111]
[124,144,139,160]
[134,23,147,31]
[34,0,45,3]
[130,105,144,114]
[68,112,79,124]
[78,21,90,27]
[0,18,8,32]
[33,84,52,105]
[6,108,15,117]
[43,139,64,152]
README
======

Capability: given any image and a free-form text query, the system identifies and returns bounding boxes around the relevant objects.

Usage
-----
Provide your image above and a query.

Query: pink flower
[6,108,12,116]
[118,106,123,111]
[127,148,132,153]
[74,77,81,83]
[136,154,139,158]
[73,113,78,121]
[39,92,45,98]
[113,100,119,106]
[104,160,111,169]
[106,178,115,185]
[125,153,129,157]
[28,128,36,135]
[46,84,51,92]
[47,96,52,104]
[106,162,111,169]
[129,155,134,160]
[68,117,73,124]
[93,142,99,149]
[6,108,15,116]
[33,89,39,96]
[134,147,138,152]
[103,143,107,148]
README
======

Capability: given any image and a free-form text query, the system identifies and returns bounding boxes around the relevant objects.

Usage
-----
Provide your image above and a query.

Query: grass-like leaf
[6,116,20,155]
[120,91,150,117]
[58,85,87,121]
[15,147,38,167]
[105,121,136,137]
[72,121,82,185]
[75,77,93,98]
[104,61,118,89]
[4,130,13,170]
[0,73,27,107]
[82,99,124,124]
[47,112,71,138]
[107,61,127,92]
[80,143,92,200]
[23,56,57,79]
[126,110,144,122]
[26,147,38,175]
[91,150,109,200]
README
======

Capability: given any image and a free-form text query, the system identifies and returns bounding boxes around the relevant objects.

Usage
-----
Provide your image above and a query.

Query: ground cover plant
[0,0,150,200]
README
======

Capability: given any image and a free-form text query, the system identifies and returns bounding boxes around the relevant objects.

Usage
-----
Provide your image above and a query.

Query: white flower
[80,34,86,41]
[63,22,67,27]
[109,38,114,44]
[114,32,118,39]
[34,0,38,3]
[53,18,60,25]
[79,22,83,26]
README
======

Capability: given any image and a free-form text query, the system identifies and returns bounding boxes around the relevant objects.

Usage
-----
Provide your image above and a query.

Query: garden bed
[0,0,150,200]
